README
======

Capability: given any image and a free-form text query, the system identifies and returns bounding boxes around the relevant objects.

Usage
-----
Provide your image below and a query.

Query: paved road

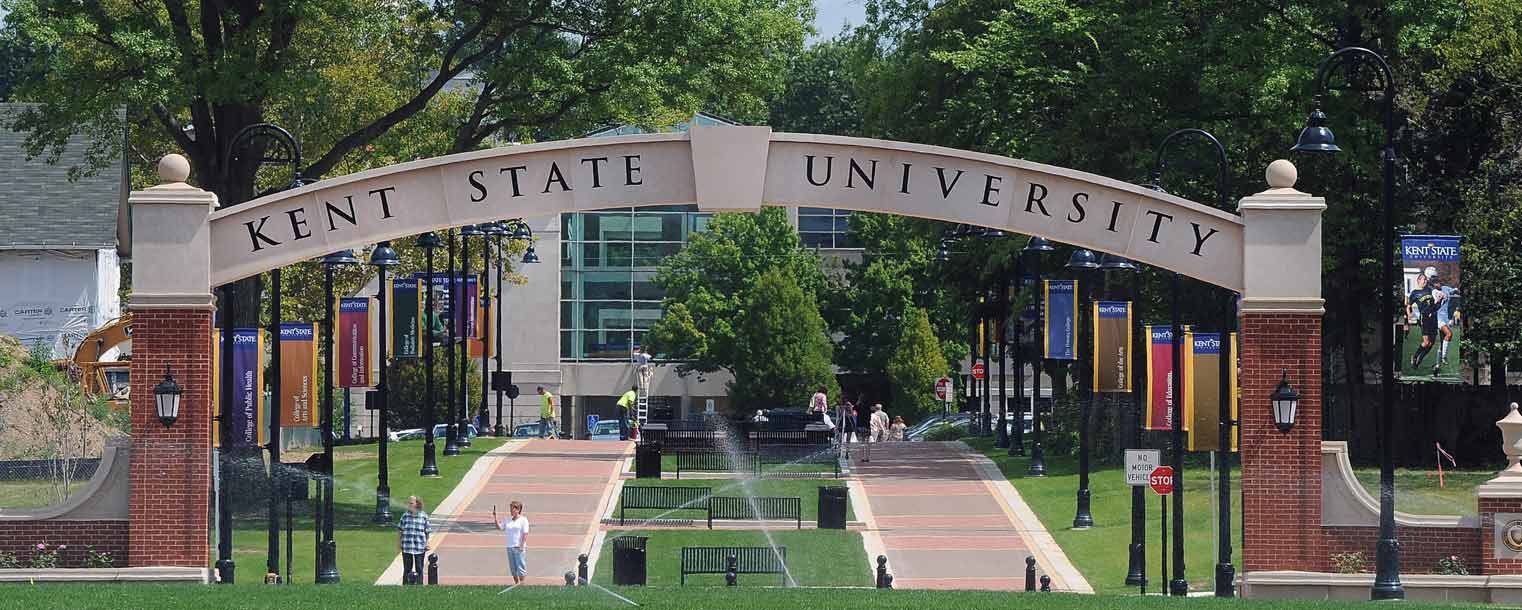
[851,441,1091,592]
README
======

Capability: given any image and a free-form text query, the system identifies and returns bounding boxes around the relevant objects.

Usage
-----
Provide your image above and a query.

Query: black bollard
[876,555,890,589]
[883,573,894,589]
[726,554,739,586]
[578,554,589,586]
[1025,556,1037,592]
[427,554,439,585]
[1040,575,1052,592]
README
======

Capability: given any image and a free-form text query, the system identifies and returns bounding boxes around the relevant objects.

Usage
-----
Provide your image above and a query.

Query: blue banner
[415,272,479,339]
[1044,280,1077,360]
[229,328,264,448]
[1399,235,1462,383]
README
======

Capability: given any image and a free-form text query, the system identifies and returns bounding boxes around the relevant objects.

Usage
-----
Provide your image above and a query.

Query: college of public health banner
[278,323,319,428]
[1399,235,1462,383]
[213,329,265,448]
[337,297,377,388]
[1044,280,1078,360]
[1093,301,1132,392]
[416,273,479,340]
[1145,325,1185,431]
[1185,332,1238,452]
[390,278,422,359]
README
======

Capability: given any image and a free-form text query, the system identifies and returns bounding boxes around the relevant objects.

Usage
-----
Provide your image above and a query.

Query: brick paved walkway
[851,441,1091,592]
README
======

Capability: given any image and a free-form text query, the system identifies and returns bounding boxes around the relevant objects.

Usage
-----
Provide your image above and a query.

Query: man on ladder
[633,346,652,425]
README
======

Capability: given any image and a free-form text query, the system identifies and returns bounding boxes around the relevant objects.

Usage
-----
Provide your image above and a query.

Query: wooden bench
[708,496,802,529]
[759,444,840,478]
[674,450,758,479]
[619,485,711,525]
[680,546,788,585]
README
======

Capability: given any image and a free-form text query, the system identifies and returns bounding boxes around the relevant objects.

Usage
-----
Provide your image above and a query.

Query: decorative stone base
[0,566,210,583]
[1242,571,1522,604]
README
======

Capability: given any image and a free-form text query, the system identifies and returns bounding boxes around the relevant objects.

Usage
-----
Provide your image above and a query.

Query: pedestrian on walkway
[397,495,431,585]
[890,416,907,441]
[845,406,860,443]
[537,386,558,439]
[494,500,530,584]
[870,403,890,442]
[617,385,637,441]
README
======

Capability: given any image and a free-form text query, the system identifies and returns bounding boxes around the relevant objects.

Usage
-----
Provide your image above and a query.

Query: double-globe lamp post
[458,223,483,448]
[1292,46,1403,601]
[1066,248,1099,529]
[493,220,539,436]
[1102,254,1148,590]
[416,232,443,477]
[1023,236,1054,476]
[317,249,359,584]
[370,242,400,524]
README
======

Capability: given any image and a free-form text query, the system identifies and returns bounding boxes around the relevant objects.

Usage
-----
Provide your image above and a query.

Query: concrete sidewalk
[852,441,1092,593]
[377,439,631,585]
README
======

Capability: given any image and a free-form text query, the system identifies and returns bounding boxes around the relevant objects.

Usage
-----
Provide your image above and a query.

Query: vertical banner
[1093,301,1132,392]
[1399,235,1462,382]
[337,297,375,388]
[415,273,479,340]
[1185,332,1239,451]
[1144,325,1186,431]
[229,329,265,448]
[278,323,319,428]
[1043,280,1077,360]
[391,278,422,359]
[469,302,493,359]
[211,329,220,446]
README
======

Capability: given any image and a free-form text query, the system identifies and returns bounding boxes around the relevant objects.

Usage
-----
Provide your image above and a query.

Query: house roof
[0,104,126,251]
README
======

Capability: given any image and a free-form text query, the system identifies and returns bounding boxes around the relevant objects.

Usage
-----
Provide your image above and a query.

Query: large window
[798,207,859,249]
[560,206,710,361]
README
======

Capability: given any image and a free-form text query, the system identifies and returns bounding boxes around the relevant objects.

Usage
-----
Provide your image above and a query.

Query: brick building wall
[127,308,213,568]
[1480,497,1522,575]
[1323,525,1483,574]
[0,520,128,567]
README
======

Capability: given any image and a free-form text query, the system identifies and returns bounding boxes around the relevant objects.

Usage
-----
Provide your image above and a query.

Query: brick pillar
[125,155,218,568]
[1237,160,1327,573]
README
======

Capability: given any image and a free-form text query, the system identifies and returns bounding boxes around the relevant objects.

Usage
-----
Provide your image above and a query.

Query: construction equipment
[60,314,133,410]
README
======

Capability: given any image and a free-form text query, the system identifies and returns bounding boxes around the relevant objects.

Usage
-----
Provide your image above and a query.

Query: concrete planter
[0,566,209,583]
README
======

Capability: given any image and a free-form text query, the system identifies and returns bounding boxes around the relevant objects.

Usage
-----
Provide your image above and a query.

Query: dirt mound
[0,335,126,461]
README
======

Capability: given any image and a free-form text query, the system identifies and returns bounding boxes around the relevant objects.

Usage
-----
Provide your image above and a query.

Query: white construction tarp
[0,249,120,358]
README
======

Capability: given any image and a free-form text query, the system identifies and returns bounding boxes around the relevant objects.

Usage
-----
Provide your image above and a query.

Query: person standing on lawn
[617,385,637,440]
[494,500,530,584]
[397,496,431,585]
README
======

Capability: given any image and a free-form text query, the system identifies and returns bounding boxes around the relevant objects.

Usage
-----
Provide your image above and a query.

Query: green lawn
[591,529,871,587]
[0,479,88,509]
[1352,467,1493,519]
[618,479,854,522]
[964,437,1241,596]
[225,437,509,585]
[0,584,1498,610]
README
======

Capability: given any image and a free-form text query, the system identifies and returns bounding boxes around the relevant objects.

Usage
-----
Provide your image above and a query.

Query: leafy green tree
[886,307,950,420]
[729,269,839,409]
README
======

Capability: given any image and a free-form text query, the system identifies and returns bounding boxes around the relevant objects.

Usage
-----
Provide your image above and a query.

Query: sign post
[935,377,953,416]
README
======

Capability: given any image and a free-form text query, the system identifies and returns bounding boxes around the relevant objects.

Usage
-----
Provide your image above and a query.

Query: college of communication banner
[390,278,422,359]
[1185,332,1239,452]
[278,323,319,428]
[1043,280,1078,360]
[416,273,479,340]
[1144,325,1186,431]
[336,297,377,388]
[1092,301,1132,393]
[1399,235,1462,383]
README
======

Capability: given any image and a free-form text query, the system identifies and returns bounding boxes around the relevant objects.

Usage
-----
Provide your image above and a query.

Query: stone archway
[125,128,1326,580]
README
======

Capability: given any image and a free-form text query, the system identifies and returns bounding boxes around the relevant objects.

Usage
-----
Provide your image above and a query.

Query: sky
[812,0,868,40]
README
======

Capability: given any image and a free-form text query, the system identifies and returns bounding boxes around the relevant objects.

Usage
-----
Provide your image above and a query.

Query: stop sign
[934,377,951,401]
[972,361,986,380]
[1149,466,1175,495]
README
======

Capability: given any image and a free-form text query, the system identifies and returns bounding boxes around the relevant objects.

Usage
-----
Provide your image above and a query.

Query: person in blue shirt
[1432,274,1461,371]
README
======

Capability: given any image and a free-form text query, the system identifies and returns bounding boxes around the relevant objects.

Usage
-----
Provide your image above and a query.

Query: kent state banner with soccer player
[1399,235,1462,383]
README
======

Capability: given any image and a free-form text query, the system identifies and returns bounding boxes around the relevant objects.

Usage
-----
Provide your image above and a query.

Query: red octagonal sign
[1149,466,1174,495]
[971,361,986,381]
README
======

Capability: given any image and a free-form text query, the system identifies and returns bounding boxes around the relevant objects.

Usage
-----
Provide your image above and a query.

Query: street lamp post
[1067,249,1099,529]
[1103,254,1146,588]
[1007,263,1026,456]
[497,219,538,434]
[317,249,358,584]
[1293,46,1403,601]
[416,232,443,477]
[1023,237,1054,476]
[443,229,460,457]
[215,285,235,584]
[478,223,500,438]
[995,278,1009,449]
[459,223,483,448]
[370,242,399,524]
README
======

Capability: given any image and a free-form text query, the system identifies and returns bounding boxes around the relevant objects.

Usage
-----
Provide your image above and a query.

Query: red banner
[1145,325,1186,431]
[337,297,375,388]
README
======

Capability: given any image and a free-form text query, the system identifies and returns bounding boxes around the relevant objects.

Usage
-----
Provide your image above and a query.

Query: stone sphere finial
[158,154,191,184]
[1266,159,1297,189]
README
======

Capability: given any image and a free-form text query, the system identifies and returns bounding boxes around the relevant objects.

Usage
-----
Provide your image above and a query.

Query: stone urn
[1498,402,1522,478]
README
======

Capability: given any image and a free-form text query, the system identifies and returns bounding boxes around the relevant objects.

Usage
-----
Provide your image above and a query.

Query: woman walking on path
[397,496,431,585]
[494,500,530,584]
[890,416,907,441]
[869,404,890,443]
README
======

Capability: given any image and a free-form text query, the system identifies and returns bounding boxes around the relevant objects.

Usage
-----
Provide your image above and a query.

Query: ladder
[636,370,650,424]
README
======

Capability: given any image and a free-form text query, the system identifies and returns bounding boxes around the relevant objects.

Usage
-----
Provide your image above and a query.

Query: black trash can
[818,485,848,529]
[635,443,662,479]
[612,536,648,586]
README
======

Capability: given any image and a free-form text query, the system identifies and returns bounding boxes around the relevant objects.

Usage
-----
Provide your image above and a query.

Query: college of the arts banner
[1044,280,1077,360]
[278,323,318,428]
[337,297,376,388]
[1093,301,1132,393]
[1144,325,1185,431]
[1399,235,1462,382]
[415,273,479,340]
[390,278,422,359]
[213,329,265,448]
[1185,332,1238,452]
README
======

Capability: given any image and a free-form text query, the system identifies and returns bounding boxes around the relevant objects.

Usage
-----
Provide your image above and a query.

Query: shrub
[29,543,61,569]
[0,550,17,569]
[83,546,113,569]
[925,423,969,441]
[1330,551,1367,574]
[1437,554,1469,575]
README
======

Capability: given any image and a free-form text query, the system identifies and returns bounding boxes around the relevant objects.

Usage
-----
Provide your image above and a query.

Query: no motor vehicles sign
[1124,449,1161,486]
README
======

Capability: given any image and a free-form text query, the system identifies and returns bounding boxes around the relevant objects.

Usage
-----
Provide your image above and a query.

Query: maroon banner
[337,297,374,388]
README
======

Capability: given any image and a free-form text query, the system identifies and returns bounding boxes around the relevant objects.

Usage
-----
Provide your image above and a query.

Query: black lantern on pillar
[154,364,183,427]
[1271,371,1299,433]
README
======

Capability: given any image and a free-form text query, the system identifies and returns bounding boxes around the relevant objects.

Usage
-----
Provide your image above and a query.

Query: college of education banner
[1092,301,1132,393]
[278,323,319,428]
[1399,235,1462,383]
[390,278,422,359]
[1185,332,1239,452]
[337,297,376,388]
[1044,280,1077,360]
[1144,325,1185,431]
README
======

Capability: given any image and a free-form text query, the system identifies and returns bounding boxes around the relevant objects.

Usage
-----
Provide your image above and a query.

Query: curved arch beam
[209,128,1242,291]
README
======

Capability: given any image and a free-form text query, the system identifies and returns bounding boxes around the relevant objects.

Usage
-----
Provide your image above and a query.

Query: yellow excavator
[59,314,133,410]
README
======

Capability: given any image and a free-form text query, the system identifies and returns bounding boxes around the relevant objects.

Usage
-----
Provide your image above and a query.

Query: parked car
[431,423,478,440]
[388,428,425,442]
[512,422,543,438]
[907,414,970,441]
[590,420,623,440]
